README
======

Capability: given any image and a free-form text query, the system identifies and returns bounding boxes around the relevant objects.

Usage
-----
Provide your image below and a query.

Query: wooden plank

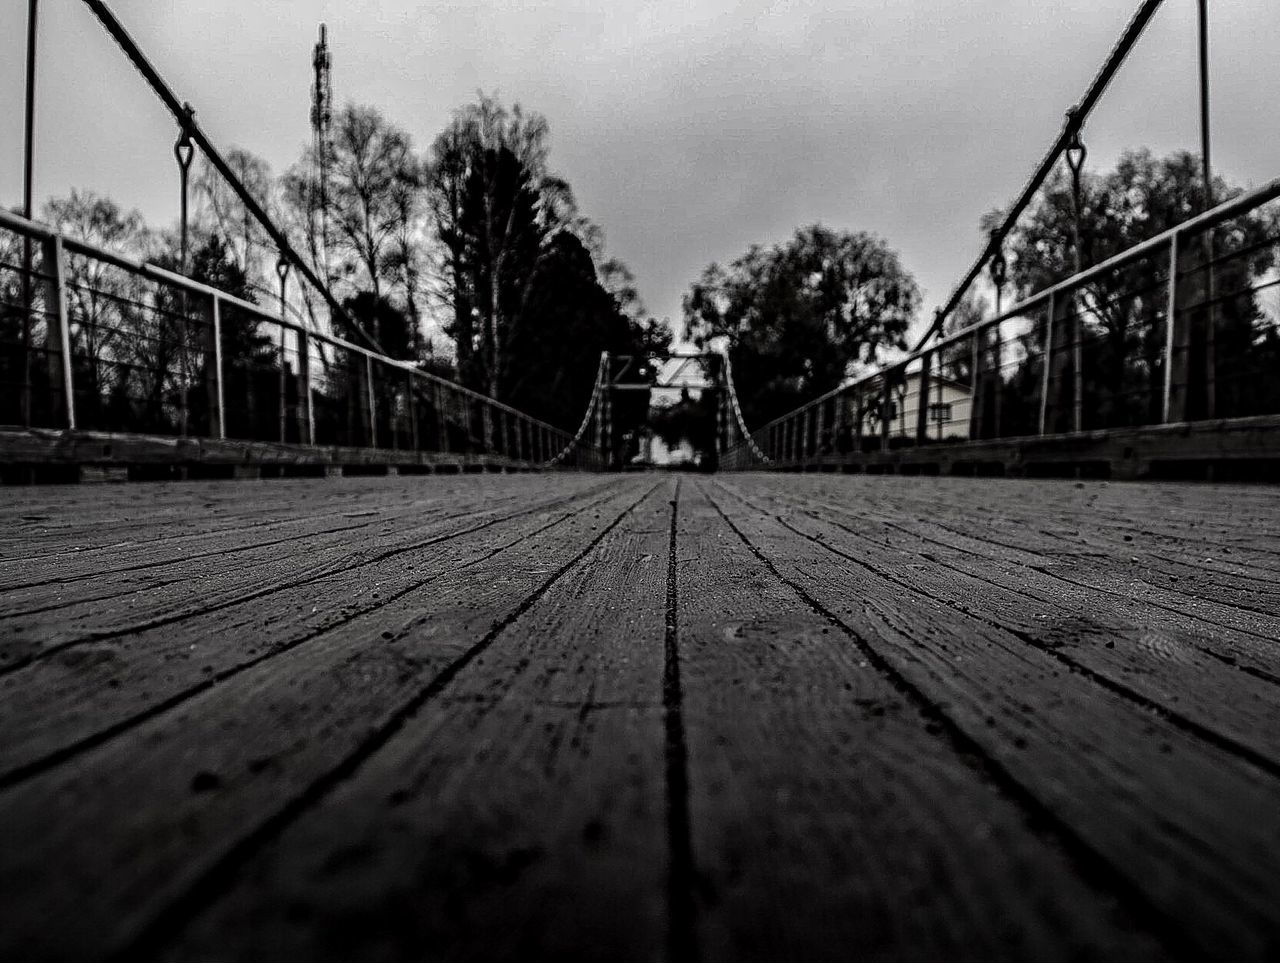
[141,478,674,961]
[0,477,658,960]
[0,479,623,783]
[0,478,613,671]
[770,476,1280,640]
[674,482,1166,960]
[709,477,1280,959]
[0,480,599,619]
[0,475,595,581]
[730,479,1280,773]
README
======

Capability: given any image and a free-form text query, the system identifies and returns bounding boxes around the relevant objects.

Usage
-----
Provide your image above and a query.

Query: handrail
[0,206,575,439]
[739,173,1280,438]
[0,206,596,463]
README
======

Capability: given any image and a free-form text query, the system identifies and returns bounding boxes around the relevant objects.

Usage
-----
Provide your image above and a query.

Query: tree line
[684,148,1280,435]
[1,93,668,435]
[4,128,1278,447]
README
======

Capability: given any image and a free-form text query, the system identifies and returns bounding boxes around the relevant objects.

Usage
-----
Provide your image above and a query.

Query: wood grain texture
[0,478,654,961]
[676,481,1165,962]
[1,472,1278,960]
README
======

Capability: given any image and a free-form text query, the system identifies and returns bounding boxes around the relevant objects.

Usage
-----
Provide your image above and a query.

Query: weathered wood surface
[1,472,1278,961]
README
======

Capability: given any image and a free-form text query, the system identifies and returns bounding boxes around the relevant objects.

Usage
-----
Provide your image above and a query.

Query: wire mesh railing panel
[1173,197,1280,421]
[63,254,213,436]
[933,336,975,442]
[0,237,65,429]
[986,310,1047,439]
[219,300,289,445]
[1064,246,1170,432]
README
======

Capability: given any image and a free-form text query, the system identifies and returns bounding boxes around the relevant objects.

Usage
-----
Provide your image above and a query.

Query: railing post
[915,351,932,445]
[296,328,313,445]
[1044,289,1075,434]
[992,320,1004,438]
[365,354,377,447]
[40,234,75,429]
[434,383,450,453]
[481,404,494,456]
[210,294,226,439]
[834,390,847,453]
[277,326,288,444]
[1039,293,1053,435]
[880,374,892,451]
[407,373,419,452]
[968,328,984,440]
[854,385,863,452]
[1073,297,1084,433]
[1162,232,1179,423]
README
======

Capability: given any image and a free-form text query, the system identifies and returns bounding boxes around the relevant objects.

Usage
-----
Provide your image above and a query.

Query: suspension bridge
[3,1,1280,960]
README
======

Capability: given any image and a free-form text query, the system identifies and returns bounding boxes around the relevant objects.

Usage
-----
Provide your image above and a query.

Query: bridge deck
[1,473,1279,961]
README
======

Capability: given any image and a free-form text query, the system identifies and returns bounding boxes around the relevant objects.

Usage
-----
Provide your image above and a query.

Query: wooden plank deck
[1,472,1279,961]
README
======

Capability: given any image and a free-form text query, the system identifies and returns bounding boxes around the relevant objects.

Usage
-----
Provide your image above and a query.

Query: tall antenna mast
[310,22,333,286]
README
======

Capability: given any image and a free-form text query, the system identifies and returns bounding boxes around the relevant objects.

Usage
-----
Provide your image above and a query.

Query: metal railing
[724,175,1280,470]
[0,208,600,470]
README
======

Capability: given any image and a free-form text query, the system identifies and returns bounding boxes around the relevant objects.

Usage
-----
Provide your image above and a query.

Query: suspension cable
[543,352,608,467]
[720,351,772,464]
[911,0,1166,352]
[80,0,387,356]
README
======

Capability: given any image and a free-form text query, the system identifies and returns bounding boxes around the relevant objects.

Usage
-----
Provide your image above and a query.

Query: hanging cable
[910,0,1166,352]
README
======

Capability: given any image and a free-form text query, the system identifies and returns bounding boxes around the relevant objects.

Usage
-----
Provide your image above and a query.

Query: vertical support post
[834,389,847,454]
[482,404,494,456]
[815,397,827,458]
[434,383,450,453]
[853,385,863,452]
[40,234,75,429]
[1198,0,1212,213]
[210,295,226,439]
[1198,0,1216,420]
[296,328,313,444]
[278,327,288,443]
[1073,300,1084,433]
[1039,293,1054,435]
[20,1,39,428]
[1167,230,1206,424]
[365,354,377,447]
[275,260,290,444]
[407,373,419,452]
[992,320,1003,438]
[968,328,984,440]
[1162,234,1179,423]
[387,368,400,453]
[915,351,932,445]
[1044,290,1075,434]
[880,375,892,451]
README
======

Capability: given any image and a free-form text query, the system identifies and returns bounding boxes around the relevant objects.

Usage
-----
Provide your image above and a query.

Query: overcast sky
[3,0,1278,342]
